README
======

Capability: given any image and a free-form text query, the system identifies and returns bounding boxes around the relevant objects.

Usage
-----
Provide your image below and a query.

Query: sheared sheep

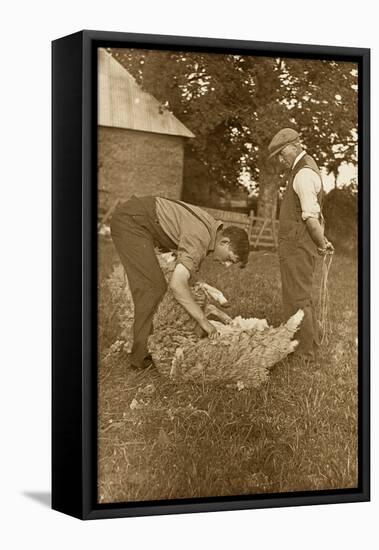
[102,252,303,387]
[147,252,303,388]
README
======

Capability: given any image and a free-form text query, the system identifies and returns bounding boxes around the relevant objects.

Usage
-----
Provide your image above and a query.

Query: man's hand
[305,219,334,255]
[170,264,219,339]
[317,237,334,256]
[199,319,218,339]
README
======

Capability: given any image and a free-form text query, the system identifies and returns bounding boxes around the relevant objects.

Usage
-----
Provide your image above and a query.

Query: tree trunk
[256,159,280,219]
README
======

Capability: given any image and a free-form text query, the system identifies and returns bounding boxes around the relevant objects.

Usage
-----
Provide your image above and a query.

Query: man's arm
[305,218,334,254]
[169,263,218,338]
[305,218,327,248]
[294,169,334,254]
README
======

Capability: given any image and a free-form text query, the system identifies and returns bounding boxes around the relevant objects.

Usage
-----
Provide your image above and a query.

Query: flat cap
[268,128,300,159]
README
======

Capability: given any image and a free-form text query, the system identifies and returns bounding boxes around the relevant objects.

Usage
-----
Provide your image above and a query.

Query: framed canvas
[52,30,370,520]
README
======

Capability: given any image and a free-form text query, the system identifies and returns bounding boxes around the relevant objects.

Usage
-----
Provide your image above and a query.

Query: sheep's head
[156,250,177,278]
[156,251,232,325]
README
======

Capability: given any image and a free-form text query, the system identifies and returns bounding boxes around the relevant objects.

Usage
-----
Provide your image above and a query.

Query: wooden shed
[98,48,195,214]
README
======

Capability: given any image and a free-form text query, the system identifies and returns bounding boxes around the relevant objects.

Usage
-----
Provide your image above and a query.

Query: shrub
[323,186,357,255]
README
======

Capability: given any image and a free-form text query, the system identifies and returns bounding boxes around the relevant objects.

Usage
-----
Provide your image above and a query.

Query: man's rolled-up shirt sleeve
[176,228,210,274]
[293,168,322,221]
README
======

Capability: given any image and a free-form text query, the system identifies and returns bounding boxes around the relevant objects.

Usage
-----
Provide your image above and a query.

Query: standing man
[268,128,333,361]
[110,195,249,370]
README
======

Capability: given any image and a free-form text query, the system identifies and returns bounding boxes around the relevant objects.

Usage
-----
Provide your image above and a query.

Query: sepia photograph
[96,44,360,505]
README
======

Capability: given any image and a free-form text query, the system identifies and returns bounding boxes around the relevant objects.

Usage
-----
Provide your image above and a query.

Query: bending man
[110,195,249,370]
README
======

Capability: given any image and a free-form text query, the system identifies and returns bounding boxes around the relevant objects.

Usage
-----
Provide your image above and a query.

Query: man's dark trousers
[110,196,176,368]
[278,154,323,359]
[279,246,319,358]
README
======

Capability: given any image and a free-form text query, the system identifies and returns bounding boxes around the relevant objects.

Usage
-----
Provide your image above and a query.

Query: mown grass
[97,239,358,503]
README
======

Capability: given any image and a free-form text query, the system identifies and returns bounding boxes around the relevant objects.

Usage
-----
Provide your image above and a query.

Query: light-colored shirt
[292,151,322,221]
[156,197,223,274]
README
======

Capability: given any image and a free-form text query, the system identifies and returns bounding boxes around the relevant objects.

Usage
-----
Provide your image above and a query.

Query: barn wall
[98,127,185,214]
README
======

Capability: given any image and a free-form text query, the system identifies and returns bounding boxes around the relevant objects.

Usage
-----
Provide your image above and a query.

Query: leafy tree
[323,184,357,254]
[109,48,357,217]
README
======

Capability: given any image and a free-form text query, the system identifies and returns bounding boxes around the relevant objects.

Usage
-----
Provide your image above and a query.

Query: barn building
[98,48,195,215]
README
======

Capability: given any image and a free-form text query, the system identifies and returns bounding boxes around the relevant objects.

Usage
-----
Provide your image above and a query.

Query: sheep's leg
[199,282,229,306]
[204,304,232,324]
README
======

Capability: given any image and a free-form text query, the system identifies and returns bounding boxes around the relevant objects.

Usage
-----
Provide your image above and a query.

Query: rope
[318,253,333,344]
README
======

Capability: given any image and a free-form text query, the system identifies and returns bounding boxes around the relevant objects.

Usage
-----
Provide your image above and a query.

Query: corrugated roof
[98,48,195,139]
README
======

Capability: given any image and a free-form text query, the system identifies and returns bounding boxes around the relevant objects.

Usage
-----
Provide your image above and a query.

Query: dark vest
[278,154,323,257]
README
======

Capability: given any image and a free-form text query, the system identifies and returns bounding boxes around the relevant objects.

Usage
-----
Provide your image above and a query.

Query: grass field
[97,239,358,504]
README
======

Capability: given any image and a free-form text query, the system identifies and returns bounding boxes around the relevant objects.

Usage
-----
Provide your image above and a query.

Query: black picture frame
[52,30,370,520]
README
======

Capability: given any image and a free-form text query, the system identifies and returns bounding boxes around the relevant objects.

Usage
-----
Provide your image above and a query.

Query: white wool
[209,317,268,335]
[209,310,303,337]
[285,309,304,331]
[230,316,269,331]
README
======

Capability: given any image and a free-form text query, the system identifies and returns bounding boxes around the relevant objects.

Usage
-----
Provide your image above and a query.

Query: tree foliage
[323,185,357,255]
[109,48,358,216]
